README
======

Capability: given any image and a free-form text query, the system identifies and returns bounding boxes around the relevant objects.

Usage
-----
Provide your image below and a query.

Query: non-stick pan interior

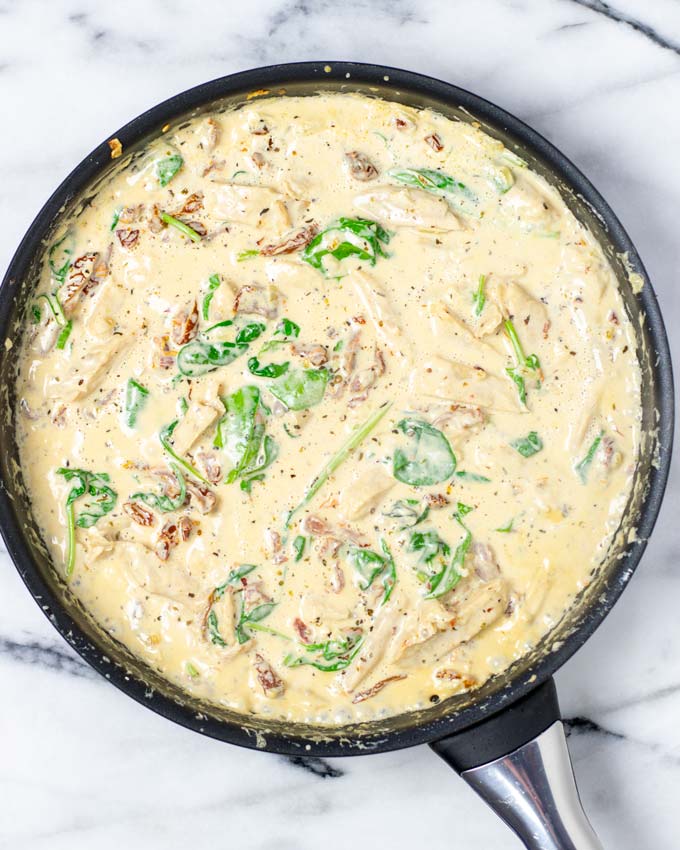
[0,63,673,755]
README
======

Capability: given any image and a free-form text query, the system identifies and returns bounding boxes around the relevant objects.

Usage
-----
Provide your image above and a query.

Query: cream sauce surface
[15,93,641,723]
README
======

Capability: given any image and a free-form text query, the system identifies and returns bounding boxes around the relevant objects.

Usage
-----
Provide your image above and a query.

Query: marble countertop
[1,1,679,847]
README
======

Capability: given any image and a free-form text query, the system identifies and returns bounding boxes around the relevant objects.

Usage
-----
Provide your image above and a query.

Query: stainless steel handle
[461,720,603,850]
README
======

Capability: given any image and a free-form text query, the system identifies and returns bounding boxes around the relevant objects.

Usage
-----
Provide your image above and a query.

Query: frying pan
[0,62,674,850]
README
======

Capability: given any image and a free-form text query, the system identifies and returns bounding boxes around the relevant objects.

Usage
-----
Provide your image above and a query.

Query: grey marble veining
[0,1,678,847]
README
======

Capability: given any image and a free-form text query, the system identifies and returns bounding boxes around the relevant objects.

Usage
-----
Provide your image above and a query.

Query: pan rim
[0,60,674,756]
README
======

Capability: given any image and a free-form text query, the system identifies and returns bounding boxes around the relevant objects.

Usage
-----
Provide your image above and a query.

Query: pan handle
[430,678,603,850]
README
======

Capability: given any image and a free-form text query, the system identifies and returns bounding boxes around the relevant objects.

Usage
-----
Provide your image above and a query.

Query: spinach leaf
[37,292,68,328]
[383,498,430,529]
[202,273,221,321]
[55,321,73,350]
[206,575,283,647]
[225,564,257,586]
[346,538,397,604]
[238,435,278,493]
[157,154,183,187]
[504,319,541,406]
[236,323,266,345]
[427,505,474,598]
[216,385,262,478]
[48,232,74,285]
[456,501,474,517]
[177,320,265,378]
[124,378,149,428]
[35,291,72,349]
[247,356,289,378]
[454,470,491,483]
[496,518,514,533]
[511,431,543,458]
[473,274,486,316]
[130,462,186,512]
[206,566,259,645]
[379,538,397,604]
[506,366,527,406]
[301,217,390,275]
[389,168,477,214]
[410,529,450,565]
[393,419,456,486]
[284,632,364,672]
[235,601,278,644]
[237,249,259,262]
[56,467,117,577]
[207,609,227,647]
[575,430,604,483]
[283,422,301,439]
[177,339,248,377]
[215,386,279,491]
[293,535,306,561]
[268,368,328,410]
[275,318,301,338]
[161,212,201,243]
[347,546,387,589]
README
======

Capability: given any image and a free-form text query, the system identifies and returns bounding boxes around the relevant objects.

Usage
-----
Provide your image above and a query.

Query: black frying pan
[0,62,674,850]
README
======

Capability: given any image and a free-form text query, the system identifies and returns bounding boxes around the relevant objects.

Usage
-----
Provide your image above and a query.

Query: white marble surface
[1,1,679,847]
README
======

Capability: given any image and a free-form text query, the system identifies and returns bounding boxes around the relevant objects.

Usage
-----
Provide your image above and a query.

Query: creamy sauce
[15,94,641,723]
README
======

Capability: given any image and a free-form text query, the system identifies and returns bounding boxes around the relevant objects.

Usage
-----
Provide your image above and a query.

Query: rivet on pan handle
[430,678,603,849]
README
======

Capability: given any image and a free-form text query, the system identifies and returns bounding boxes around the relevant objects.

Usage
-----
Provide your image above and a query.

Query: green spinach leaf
[177,339,248,376]
[247,356,289,378]
[130,462,186,512]
[202,273,221,321]
[393,419,456,486]
[215,386,279,491]
[575,430,604,483]
[284,632,364,672]
[48,232,74,285]
[473,274,486,316]
[268,368,328,410]
[511,431,543,458]
[301,217,390,275]
[293,536,306,561]
[425,507,473,599]
[124,378,149,428]
[157,154,183,187]
[56,467,117,577]
[235,601,277,644]
[504,319,541,406]
[384,498,430,529]
[389,167,477,214]
[275,318,301,338]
